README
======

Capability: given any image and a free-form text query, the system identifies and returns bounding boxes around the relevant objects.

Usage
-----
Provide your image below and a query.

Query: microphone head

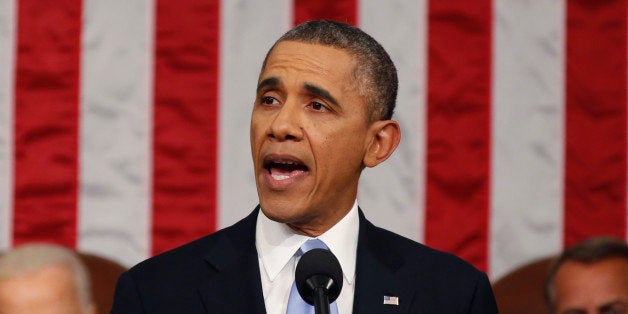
[295,248,343,305]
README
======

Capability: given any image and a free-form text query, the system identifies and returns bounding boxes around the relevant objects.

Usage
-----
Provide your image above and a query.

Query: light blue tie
[286,239,340,314]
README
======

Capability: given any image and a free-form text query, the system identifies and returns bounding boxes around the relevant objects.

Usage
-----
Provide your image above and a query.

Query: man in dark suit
[111,20,497,313]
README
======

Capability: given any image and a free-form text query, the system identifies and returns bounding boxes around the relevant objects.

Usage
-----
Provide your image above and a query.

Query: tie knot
[299,238,328,254]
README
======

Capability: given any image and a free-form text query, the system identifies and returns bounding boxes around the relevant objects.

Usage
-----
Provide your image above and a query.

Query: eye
[309,101,329,112]
[261,96,278,105]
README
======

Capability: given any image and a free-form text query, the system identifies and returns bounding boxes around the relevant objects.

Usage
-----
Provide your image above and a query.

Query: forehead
[554,258,628,309]
[0,265,78,308]
[556,258,628,283]
[0,264,75,289]
[260,41,357,87]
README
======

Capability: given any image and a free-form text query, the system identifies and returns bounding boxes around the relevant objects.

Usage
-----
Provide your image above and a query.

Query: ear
[363,120,401,168]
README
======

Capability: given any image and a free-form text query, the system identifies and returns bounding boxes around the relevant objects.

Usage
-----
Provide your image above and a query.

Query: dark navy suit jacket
[111,207,498,313]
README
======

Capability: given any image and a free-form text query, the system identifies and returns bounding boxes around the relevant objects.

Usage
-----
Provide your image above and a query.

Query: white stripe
[78,0,154,267]
[0,0,16,251]
[490,0,565,280]
[359,0,427,243]
[218,0,293,228]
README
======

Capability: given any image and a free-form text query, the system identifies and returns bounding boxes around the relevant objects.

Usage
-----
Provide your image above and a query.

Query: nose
[267,101,303,141]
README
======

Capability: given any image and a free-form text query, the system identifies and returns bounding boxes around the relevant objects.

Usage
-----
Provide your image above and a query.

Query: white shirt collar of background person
[256,200,359,314]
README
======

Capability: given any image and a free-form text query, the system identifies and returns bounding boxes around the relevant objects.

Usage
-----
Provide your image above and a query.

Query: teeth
[271,174,290,180]
[275,160,297,165]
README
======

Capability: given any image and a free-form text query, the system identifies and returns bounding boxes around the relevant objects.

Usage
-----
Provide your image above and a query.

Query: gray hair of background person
[0,243,93,310]
[544,237,628,310]
[261,20,398,122]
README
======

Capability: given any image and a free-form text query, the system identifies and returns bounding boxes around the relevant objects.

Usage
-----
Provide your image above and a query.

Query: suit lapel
[197,208,267,313]
[353,209,417,313]
[193,207,418,313]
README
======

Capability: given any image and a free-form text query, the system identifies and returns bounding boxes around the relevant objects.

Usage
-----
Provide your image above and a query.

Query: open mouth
[264,156,309,181]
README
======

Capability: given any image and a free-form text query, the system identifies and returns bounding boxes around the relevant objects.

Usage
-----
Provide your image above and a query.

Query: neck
[286,205,353,237]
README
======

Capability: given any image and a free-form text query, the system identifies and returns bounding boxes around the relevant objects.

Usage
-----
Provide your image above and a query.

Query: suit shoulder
[112,210,261,313]
[367,223,483,278]
[362,223,496,311]
[126,209,257,280]
[125,231,220,280]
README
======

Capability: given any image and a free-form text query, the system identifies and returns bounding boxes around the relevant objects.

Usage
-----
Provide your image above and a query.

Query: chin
[259,198,308,224]
[261,209,301,225]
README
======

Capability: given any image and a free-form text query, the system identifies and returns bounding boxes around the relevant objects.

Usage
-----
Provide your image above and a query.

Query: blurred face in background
[0,264,96,314]
[552,258,628,314]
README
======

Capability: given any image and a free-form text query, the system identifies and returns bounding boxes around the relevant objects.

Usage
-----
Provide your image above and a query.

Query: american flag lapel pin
[383,295,399,306]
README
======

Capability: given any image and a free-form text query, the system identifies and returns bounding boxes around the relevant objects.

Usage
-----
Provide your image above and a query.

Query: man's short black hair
[262,20,398,122]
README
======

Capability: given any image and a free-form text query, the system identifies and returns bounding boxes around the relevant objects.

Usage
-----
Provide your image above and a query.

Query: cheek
[250,119,265,148]
[250,115,260,137]
[315,129,367,167]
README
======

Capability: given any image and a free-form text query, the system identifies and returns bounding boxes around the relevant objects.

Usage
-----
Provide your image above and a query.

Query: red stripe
[12,0,82,248]
[152,0,220,255]
[425,1,492,272]
[293,0,357,26]
[564,0,627,247]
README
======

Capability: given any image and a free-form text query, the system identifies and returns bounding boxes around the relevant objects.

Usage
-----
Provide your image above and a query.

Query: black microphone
[295,248,343,314]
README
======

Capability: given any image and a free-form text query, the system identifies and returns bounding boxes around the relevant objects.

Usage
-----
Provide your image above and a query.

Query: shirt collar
[256,201,359,285]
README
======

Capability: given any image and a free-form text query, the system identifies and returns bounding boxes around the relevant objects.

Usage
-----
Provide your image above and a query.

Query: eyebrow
[598,300,628,313]
[560,309,586,314]
[303,83,339,106]
[256,77,339,107]
[257,77,280,94]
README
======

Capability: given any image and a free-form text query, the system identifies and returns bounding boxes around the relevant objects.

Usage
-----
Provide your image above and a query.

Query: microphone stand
[307,275,334,314]
[313,286,330,314]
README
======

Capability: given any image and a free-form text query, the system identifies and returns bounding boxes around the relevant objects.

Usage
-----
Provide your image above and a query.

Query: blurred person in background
[545,237,628,314]
[0,243,96,314]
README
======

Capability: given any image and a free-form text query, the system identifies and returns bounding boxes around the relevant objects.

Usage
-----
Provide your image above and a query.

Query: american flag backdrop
[0,0,626,282]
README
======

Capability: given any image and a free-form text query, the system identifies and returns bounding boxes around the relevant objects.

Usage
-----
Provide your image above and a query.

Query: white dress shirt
[256,201,359,314]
